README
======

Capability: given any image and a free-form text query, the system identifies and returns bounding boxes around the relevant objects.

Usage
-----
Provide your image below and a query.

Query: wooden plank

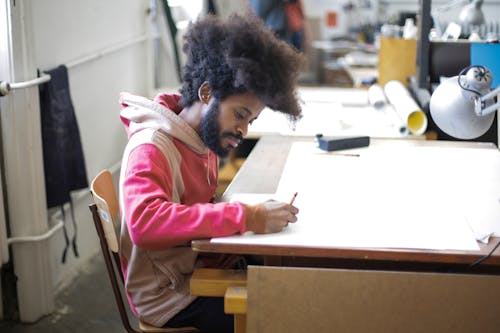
[224,286,247,314]
[190,268,246,297]
[191,239,500,270]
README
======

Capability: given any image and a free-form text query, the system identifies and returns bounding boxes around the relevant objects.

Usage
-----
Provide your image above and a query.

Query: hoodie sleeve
[122,144,247,250]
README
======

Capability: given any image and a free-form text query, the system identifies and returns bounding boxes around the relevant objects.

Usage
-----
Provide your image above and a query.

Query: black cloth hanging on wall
[39,65,88,206]
[39,65,88,262]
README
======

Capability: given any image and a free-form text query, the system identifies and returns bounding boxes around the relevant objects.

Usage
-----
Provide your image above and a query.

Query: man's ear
[198,82,211,104]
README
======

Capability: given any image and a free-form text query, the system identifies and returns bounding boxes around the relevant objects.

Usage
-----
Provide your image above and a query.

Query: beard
[200,99,243,158]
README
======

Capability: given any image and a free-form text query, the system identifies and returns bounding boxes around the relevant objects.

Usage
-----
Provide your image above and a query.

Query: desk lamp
[429,65,498,139]
[459,0,485,26]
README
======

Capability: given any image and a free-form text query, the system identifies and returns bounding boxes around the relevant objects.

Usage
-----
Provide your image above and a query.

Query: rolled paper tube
[384,80,428,135]
[385,104,409,135]
[368,84,388,109]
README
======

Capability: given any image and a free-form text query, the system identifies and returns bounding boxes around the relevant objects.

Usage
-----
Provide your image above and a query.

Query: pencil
[315,152,360,157]
[333,153,360,157]
[289,192,298,205]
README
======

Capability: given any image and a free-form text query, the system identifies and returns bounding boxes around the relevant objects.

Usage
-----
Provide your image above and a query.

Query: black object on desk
[317,136,370,151]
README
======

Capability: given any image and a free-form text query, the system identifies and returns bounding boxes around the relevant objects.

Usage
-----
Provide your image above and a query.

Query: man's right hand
[244,200,299,234]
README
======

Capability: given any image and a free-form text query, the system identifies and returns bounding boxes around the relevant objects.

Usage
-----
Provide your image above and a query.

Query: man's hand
[244,200,299,234]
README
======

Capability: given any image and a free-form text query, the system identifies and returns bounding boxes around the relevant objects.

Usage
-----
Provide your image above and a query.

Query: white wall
[0,0,179,322]
[32,0,151,182]
[31,0,151,293]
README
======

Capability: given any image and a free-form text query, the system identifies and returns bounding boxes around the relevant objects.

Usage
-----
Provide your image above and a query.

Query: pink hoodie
[118,92,246,326]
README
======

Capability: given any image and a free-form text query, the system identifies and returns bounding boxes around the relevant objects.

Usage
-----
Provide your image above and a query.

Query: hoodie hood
[119,92,207,154]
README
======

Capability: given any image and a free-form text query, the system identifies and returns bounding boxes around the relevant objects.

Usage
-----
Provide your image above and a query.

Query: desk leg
[234,314,246,333]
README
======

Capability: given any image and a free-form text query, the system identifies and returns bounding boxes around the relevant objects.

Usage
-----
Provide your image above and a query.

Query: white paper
[297,86,369,106]
[229,193,285,205]
[211,142,500,251]
[247,85,414,139]
[249,103,407,139]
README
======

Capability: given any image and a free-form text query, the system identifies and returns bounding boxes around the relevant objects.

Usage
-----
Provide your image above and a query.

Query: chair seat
[139,320,198,332]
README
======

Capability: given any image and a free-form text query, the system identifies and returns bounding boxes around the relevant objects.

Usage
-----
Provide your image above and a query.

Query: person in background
[118,13,304,333]
[285,0,306,51]
[247,0,306,51]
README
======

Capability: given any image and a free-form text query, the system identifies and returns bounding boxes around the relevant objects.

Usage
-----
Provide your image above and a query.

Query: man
[118,13,303,332]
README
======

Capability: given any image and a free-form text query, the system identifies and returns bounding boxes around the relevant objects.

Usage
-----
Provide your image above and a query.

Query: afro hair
[179,13,304,122]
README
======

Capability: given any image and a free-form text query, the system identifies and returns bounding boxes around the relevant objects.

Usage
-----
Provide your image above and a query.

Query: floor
[0,253,130,333]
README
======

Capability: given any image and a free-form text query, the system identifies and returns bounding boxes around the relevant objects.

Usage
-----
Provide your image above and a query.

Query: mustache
[220,132,243,141]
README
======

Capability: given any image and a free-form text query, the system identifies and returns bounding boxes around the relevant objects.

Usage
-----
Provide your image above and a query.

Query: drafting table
[193,136,500,273]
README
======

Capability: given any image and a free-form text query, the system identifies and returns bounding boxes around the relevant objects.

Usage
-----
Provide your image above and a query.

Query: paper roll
[368,84,388,109]
[386,104,409,135]
[384,80,428,135]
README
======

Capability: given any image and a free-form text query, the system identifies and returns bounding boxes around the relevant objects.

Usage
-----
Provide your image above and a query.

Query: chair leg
[234,314,246,333]
[224,286,247,333]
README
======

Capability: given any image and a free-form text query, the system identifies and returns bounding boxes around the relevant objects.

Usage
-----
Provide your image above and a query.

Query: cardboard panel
[378,37,416,87]
[247,266,500,333]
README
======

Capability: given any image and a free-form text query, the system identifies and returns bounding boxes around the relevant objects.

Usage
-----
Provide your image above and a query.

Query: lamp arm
[480,86,500,102]
[476,101,500,117]
[475,86,500,117]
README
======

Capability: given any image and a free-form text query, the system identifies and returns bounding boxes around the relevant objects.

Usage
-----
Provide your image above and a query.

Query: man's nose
[237,121,249,137]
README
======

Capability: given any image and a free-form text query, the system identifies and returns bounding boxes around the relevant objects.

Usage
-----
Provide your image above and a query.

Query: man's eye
[234,111,245,120]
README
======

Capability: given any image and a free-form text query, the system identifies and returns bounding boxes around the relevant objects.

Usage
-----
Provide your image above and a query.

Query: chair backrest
[89,169,198,333]
[90,169,119,252]
[90,169,139,333]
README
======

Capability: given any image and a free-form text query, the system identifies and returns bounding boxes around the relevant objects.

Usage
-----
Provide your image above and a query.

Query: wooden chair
[89,169,198,333]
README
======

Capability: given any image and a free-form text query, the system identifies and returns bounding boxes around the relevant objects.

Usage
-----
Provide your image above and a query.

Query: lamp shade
[429,75,495,139]
[459,0,485,26]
